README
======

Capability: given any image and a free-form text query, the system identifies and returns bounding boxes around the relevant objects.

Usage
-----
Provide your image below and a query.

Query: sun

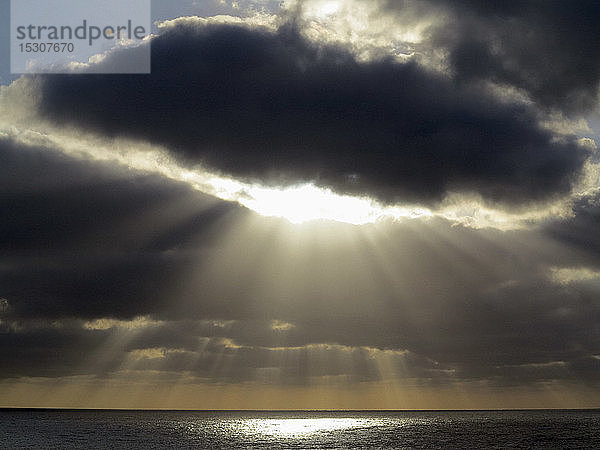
[240,184,381,224]
[206,177,431,225]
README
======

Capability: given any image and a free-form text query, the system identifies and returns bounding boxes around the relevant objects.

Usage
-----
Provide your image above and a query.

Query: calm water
[1,409,599,449]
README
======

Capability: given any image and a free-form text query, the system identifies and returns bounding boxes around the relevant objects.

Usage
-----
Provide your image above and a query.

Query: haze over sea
[1,409,599,449]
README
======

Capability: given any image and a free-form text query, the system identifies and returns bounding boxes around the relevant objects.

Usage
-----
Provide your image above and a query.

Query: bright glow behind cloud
[0,120,579,229]
[239,184,391,224]
[206,176,434,224]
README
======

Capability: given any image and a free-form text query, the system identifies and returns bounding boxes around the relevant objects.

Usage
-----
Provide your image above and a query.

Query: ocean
[1,409,599,449]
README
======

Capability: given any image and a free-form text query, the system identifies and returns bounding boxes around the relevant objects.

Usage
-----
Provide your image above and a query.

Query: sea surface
[1,409,599,449]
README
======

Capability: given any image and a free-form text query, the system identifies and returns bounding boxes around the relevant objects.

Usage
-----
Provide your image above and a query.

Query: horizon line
[2,407,599,412]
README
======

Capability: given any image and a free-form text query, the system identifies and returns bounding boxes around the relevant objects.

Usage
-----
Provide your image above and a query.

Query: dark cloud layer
[0,137,244,321]
[387,0,600,113]
[544,192,600,264]
[36,21,589,206]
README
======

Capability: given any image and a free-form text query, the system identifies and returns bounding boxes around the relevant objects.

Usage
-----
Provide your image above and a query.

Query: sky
[1,0,600,409]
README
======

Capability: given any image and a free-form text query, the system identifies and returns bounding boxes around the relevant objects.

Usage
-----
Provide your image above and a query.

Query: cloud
[380,0,600,113]
[0,136,244,321]
[544,191,600,265]
[34,19,590,207]
[2,5,600,393]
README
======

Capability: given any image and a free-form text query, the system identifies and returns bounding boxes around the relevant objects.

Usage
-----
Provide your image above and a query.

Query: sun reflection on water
[238,417,378,437]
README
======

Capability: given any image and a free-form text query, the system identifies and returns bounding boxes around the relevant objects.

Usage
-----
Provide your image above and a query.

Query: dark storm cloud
[35,21,589,206]
[1,140,232,253]
[0,323,109,378]
[544,192,600,265]
[0,315,446,383]
[0,136,244,321]
[384,0,600,113]
[407,275,600,385]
